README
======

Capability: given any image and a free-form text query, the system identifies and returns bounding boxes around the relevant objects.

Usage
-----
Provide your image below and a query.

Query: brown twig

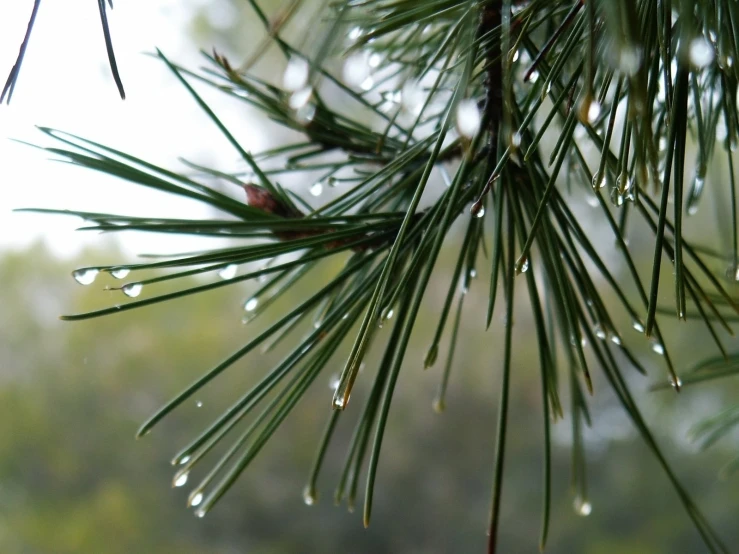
[243,184,402,251]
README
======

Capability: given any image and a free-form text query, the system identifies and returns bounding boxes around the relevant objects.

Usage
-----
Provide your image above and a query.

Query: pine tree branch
[10,1,739,551]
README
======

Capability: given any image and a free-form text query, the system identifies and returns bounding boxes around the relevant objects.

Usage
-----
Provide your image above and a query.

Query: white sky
[0,1,267,258]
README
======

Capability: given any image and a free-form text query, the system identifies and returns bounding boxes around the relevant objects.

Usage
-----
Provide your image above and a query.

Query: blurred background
[1,1,739,553]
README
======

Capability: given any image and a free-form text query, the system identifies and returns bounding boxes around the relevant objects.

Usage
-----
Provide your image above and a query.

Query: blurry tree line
[0,241,737,553]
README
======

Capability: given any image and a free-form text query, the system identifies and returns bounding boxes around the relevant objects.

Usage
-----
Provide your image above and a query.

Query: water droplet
[456,98,481,138]
[110,268,130,279]
[609,334,622,346]
[122,283,143,298]
[244,298,259,312]
[574,497,592,516]
[651,342,665,355]
[343,53,371,88]
[383,89,402,106]
[689,37,714,68]
[360,76,374,91]
[632,320,645,333]
[587,100,601,123]
[191,493,204,508]
[283,56,309,92]
[289,86,313,110]
[179,455,191,465]
[592,172,606,189]
[368,53,382,68]
[310,182,323,197]
[511,49,520,63]
[612,174,635,206]
[218,264,237,280]
[528,70,540,83]
[348,26,362,41]
[432,398,445,413]
[578,96,601,124]
[302,485,317,506]
[515,255,529,275]
[385,309,394,320]
[670,376,682,390]
[174,472,188,487]
[510,132,522,149]
[296,103,316,124]
[473,204,486,218]
[542,80,552,98]
[333,394,348,410]
[594,324,607,340]
[690,174,705,205]
[196,400,203,408]
[72,268,99,285]
[610,186,625,207]
[469,268,477,279]
[618,45,643,75]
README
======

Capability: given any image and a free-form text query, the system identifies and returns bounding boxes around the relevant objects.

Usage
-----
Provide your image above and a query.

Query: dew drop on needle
[456,98,481,138]
[310,183,323,197]
[110,268,130,279]
[302,486,316,506]
[283,56,309,92]
[72,268,99,285]
[218,264,237,280]
[122,283,143,298]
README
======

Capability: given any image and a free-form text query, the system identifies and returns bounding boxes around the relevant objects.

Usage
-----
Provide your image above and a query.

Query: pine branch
[8,0,739,551]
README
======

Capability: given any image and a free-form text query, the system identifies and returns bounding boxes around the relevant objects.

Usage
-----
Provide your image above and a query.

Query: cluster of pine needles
[7,0,739,552]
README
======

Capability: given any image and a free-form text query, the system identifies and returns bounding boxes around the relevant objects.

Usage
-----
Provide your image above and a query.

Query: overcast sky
[0,1,267,258]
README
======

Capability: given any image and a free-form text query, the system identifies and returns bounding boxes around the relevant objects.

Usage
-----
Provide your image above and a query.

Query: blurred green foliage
[0,241,737,553]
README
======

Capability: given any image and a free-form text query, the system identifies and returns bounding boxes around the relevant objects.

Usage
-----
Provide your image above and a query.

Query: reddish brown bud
[244,184,282,215]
